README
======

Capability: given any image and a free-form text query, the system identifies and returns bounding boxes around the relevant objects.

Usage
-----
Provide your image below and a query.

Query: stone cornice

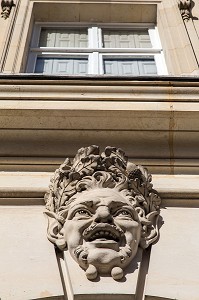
[0,76,199,102]
[0,77,199,131]
[0,172,199,206]
[0,76,199,173]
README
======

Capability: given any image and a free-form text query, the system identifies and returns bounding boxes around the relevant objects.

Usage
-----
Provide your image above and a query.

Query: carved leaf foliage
[45,146,101,212]
[45,145,161,225]
[101,146,128,175]
[71,145,100,176]
[44,190,54,212]
[148,191,161,212]
[128,165,153,196]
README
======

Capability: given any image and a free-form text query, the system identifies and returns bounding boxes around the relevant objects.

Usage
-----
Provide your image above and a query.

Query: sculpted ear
[139,211,160,249]
[44,211,67,250]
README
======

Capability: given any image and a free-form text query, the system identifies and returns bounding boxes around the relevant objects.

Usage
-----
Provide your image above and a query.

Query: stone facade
[0,0,199,299]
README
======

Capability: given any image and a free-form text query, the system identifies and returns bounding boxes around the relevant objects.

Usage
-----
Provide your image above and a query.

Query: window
[26,23,167,76]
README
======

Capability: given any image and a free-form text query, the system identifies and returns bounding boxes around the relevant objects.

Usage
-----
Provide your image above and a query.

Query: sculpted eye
[114,209,133,218]
[74,209,91,217]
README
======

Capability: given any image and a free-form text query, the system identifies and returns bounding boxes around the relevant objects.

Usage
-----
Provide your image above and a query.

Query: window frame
[26,22,167,76]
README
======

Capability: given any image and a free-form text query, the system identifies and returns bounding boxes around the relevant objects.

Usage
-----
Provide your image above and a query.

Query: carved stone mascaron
[44,146,161,280]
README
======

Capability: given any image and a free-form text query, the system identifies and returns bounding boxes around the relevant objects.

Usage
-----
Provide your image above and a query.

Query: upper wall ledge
[0,172,199,207]
[0,75,199,102]
[1,74,199,82]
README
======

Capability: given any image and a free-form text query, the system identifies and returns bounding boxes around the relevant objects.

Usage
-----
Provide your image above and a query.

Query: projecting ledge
[0,172,199,206]
[0,75,199,103]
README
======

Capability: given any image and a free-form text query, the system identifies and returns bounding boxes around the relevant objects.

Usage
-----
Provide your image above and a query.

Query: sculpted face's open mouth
[88,229,119,242]
[83,224,123,244]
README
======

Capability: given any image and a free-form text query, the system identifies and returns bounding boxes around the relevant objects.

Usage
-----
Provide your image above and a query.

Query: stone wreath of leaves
[45,145,161,220]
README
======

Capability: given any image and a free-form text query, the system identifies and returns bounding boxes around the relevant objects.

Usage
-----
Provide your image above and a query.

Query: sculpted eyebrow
[70,201,93,209]
[109,201,130,208]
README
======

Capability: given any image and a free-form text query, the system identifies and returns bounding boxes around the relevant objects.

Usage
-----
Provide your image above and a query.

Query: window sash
[39,28,88,48]
[27,24,167,75]
[103,57,157,76]
[102,29,152,49]
[35,57,88,75]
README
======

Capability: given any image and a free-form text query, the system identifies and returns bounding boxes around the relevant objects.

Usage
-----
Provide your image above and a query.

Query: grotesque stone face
[45,146,161,280]
[62,188,141,279]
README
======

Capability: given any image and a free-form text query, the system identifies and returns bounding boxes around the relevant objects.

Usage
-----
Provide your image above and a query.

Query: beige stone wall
[0,0,199,299]
[0,205,64,300]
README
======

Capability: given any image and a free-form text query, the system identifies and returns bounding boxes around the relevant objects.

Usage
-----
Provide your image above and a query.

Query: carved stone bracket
[1,0,15,19]
[178,0,192,21]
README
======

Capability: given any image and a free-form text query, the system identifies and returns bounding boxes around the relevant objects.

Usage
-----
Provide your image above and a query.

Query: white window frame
[26,22,167,75]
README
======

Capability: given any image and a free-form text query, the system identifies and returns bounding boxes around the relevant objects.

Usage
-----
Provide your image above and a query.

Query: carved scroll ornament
[45,146,161,280]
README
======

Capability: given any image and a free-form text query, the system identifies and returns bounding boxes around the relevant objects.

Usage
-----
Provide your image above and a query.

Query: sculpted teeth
[84,224,124,237]
[89,230,118,241]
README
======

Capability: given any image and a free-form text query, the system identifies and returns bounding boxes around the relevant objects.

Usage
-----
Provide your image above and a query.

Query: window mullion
[89,26,99,48]
[89,52,99,74]
[88,26,100,74]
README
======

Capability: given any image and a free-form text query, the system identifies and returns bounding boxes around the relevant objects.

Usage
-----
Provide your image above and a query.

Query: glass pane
[102,30,152,48]
[103,58,157,75]
[35,57,88,74]
[39,28,88,48]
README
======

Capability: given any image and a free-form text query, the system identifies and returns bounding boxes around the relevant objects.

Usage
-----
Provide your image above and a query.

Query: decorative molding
[1,0,15,19]
[178,0,192,21]
[1,172,199,205]
[0,78,199,173]
[45,145,161,280]
[0,77,199,102]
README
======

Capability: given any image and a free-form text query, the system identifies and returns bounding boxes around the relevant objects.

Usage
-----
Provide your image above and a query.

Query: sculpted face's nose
[94,206,113,224]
